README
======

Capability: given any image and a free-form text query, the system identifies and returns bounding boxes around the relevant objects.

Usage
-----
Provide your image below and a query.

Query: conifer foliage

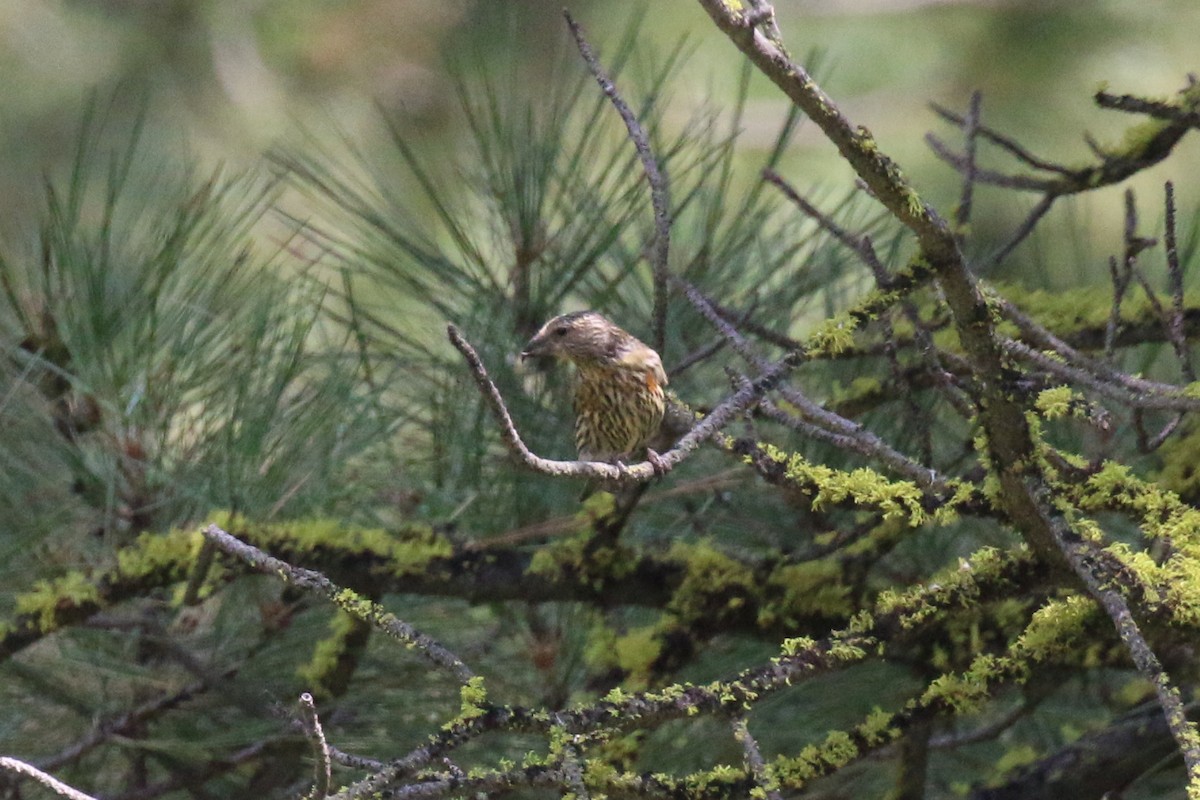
[3,6,1200,800]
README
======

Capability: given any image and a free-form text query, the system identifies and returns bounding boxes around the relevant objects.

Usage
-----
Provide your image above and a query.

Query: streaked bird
[521,311,667,463]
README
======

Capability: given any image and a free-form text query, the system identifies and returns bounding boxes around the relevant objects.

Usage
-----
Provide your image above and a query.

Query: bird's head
[520,311,625,365]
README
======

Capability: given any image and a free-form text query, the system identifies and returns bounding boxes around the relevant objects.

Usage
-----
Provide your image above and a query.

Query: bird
[520,311,667,466]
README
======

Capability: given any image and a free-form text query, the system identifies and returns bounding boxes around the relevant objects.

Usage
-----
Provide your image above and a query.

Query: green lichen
[527,535,590,579]
[14,573,102,631]
[779,636,817,658]
[1157,424,1200,501]
[992,744,1038,777]
[771,728,861,789]
[903,187,924,219]
[806,315,858,356]
[1015,595,1094,662]
[921,665,994,714]
[666,540,756,623]
[231,516,453,578]
[1034,386,1074,420]
[756,444,930,525]
[859,707,899,746]
[760,560,851,626]
[585,623,663,690]
[115,529,204,580]
[296,610,360,694]
[1076,461,1200,553]
[458,675,488,721]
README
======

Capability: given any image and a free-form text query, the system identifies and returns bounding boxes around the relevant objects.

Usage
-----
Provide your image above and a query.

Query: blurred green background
[2,0,1198,253]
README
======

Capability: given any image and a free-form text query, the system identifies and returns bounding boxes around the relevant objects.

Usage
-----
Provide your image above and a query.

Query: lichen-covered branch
[202,524,474,683]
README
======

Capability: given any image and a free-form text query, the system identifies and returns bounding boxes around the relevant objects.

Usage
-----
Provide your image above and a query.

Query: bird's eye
[554,326,569,337]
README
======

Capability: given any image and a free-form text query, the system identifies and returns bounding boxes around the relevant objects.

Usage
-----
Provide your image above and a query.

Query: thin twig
[733,717,782,800]
[327,746,384,773]
[929,102,1077,176]
[300,693,333,799]
[995,295,1200,410]
[0,756,99,800]
[928,701,1031,750]
[565,10,671,355]
[925,133,1055,192]
[555,720,591,800]
[1002,339,1200,412]
[977,192,1057,272]
[37,675,224,772]
[763,168,885,274]
[1163,181,1195,382]
[1106,254,1132,360]
[202,524,474,683]
[955,91,983,243]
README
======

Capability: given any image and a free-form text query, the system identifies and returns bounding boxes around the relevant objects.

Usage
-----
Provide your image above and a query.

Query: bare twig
[930,102,1077,176]
[0,756,99,800]
[955,91,983,242]
[37,675,226,772]
[925,133,1055,192]
[1163,181,1195,381]
[1002,339,1200,413]
[565,10,671,355]
[763,168,885,274]
[929,701,1031,750]
[202,524,474,683]
[327,746,384,773]
[1106,254,1133,360]
[300,693,333,799]
[978,192,1057,272]
[994,294,1200,411]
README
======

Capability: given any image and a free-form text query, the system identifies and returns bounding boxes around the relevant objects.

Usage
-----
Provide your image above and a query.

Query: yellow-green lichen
[771,729,861,789]
[805,315,858,357]
[584,623,663,690]
[760,560,851,627]
[779,636,817,658]
[14,573,102,630]
[992,744,1038,778]
[859,707,899,747]
[1015,595,1094,662]
[756,444,930,525]
[666,540,756,623]
[458,675,488,721]
[1034,386,1074,420]
[115,529,204,580]
[526,534,597,581]
[1157,424,1200,501]
[296,610,361,694]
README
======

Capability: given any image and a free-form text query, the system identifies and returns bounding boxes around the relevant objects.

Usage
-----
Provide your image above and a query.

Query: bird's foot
[646,448,668,477]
